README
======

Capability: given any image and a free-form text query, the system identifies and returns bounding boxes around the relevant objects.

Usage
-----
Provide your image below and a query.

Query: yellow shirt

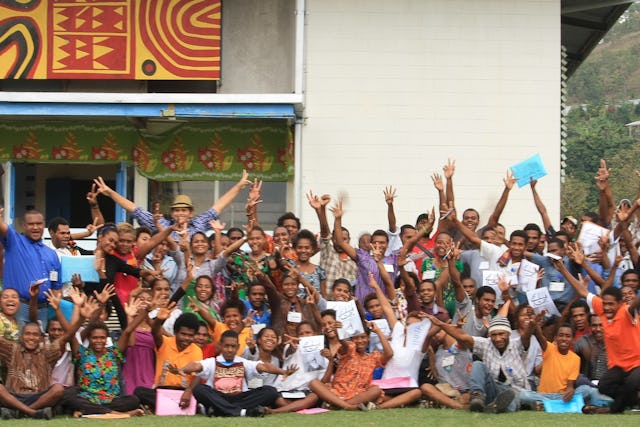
[210,322,252,356]
[538,341,580,393]
[155,336,202,387]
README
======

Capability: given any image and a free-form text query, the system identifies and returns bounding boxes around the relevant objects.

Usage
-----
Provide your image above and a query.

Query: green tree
[561,175,590,218]
[564,103,636,209]
[607,142,640,202]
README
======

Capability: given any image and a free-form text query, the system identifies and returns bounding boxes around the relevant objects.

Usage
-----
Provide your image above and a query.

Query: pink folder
[371,376,412,389]
[155,389,197,416]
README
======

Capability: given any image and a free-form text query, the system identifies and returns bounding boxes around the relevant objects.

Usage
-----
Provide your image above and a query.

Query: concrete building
[0,0,629,238]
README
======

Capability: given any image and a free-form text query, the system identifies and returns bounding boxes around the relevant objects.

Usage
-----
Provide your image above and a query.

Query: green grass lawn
[7,408,640,427]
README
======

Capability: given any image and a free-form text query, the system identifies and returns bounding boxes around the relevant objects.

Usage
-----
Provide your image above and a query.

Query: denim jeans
[519,384,612,408]
[17,302,51,331]
[469,360,520,412]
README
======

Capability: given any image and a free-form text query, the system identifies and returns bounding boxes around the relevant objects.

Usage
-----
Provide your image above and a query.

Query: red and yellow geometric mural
[0,0,220,80]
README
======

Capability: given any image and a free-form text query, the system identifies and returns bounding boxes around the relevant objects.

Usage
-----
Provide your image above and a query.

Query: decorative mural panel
[0,0,221,79]
[0,120,294,181]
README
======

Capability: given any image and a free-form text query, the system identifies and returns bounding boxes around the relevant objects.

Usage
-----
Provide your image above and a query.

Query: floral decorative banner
[0,0,221,79]
[0,120,294,181]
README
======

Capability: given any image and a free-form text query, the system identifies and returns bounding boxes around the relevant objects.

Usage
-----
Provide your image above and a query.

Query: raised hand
[29,282,41,299]
[579,273,591,289]
[439,201,456,222]
[93,176,113,197]
[594,159,610,190]
[532,309,547,329]
[504,169,517,190]
[246,335,256,350]
[86,183,100,205]
[366,320,379,334]
[368,272,381,290]
[44,289,61,311]
[443,158,456,179]
[329,198,343,219]
[319,194,331,207]
[371,246,384,262]
[242,219,256,235]
[186,296,203,313]
[383,186,397,206]
[248,178,263,202]
[209,219,226,232]
[530,178,537,189]
[447,240,462,261]
[456,309,469,327]
[157,301,177,321]
[282,334,300,349]
[67,286,87,306]
[80,297,101,319]
[566,242,585,265]
[431,173,444,191]
[94,283,116,305]
[237,169,252,190]
[497,276,511,294]
[86,216,104,235]
[124,298,144,318]
[616,202,631,223]
[598,231,610,252]
[306,190,322,210]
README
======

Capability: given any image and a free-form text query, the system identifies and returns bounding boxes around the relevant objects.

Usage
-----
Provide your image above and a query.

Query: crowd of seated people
[0,158,638,419]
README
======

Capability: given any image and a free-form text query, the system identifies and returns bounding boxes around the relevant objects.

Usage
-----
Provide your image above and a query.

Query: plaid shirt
[0,339,61,394]
[319,237,357,290]
[472,336,530,390]
[132,207,219,239]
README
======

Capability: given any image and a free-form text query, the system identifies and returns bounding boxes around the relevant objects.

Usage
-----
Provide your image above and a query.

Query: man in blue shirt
[242,283,271,328]
[0,209,61,327]
[526,238,578,311]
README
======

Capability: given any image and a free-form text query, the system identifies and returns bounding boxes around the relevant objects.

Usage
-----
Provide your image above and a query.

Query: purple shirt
[354,248,398,302]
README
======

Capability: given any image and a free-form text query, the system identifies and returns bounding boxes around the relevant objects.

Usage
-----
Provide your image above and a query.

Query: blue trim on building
[115,161,127,224]
[0,103,295,118]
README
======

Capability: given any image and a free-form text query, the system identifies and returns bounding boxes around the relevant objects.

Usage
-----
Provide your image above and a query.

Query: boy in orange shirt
[133,311,203,412]
[518,322,611,410]
[552,257,640,413]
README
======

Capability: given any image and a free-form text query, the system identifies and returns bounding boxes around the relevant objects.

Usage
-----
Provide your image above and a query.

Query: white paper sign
[250,323,266,335]
[299,335,327,372]
[368,318,391,352]
[326,300,365,339]
[526,287,561,317]
[517,259,539,293]
[578,221,608,256]
[482,270,500,288]
[287,311,302,323]
[405,318,431,351]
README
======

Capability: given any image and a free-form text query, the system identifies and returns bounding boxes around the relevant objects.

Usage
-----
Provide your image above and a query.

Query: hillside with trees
[564,3,640,217]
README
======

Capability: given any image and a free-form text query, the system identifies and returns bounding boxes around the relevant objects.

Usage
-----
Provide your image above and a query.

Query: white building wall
[300,0,561,239]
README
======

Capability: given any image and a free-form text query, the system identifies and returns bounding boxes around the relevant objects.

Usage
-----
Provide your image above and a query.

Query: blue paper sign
[60,255,99,283]
[510,154,547,188]
[542,393,584,414]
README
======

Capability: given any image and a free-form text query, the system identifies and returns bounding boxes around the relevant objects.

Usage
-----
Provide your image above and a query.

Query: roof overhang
[562,0,635,77]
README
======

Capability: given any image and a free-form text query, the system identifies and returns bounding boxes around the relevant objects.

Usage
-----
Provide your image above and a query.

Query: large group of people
[0,158,639,419]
